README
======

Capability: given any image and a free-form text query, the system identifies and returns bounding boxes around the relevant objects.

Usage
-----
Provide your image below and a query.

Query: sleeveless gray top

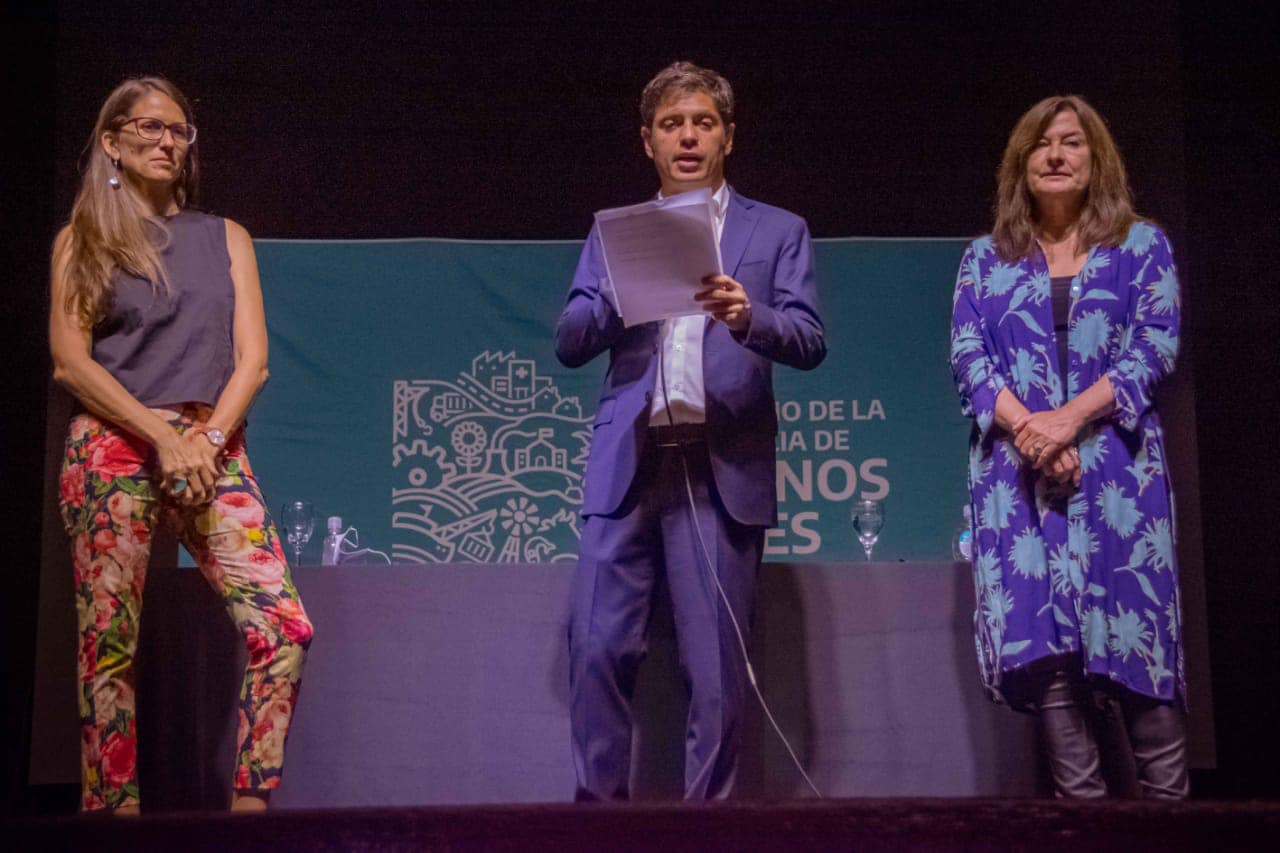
[93,211,235,406]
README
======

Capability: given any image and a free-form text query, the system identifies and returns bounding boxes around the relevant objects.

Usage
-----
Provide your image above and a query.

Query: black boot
[1038,670,1107,798]
[1124,695,1190,800]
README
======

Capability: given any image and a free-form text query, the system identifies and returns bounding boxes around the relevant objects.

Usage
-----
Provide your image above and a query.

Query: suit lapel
[719,189,759,277]
[705,189,758,350]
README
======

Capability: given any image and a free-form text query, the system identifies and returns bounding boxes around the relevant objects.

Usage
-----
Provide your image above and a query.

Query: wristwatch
[196,426,227,450]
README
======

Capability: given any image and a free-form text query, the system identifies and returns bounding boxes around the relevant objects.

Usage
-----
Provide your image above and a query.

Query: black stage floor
[7,798,1279,851]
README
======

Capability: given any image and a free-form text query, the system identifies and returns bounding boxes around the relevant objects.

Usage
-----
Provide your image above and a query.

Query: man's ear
[724,122,735,156]
[641,125,654,160]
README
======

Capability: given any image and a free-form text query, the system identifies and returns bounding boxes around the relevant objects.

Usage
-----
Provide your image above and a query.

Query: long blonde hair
[992,95,1136,262]
[63,76,200,328]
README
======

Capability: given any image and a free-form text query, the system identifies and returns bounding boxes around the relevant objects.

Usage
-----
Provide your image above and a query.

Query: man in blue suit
[556,61,826,800]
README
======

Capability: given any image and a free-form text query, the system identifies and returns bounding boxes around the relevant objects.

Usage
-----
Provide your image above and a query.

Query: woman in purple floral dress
[50,77,313,814]
[950,95,1187,798]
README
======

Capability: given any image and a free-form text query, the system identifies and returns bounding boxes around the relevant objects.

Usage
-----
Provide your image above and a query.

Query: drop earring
[108,157,121,189]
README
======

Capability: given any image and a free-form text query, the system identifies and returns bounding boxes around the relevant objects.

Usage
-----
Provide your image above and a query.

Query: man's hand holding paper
[694,273,751,332]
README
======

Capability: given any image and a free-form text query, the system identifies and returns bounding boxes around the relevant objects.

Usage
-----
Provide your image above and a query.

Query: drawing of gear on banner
[391,351,591,563]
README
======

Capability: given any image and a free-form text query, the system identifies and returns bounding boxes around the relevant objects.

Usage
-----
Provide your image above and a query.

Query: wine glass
[281,500,315,566]
[851,498,884,562]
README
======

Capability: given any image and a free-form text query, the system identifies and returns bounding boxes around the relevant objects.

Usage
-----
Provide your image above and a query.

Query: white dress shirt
[649,182,729,426]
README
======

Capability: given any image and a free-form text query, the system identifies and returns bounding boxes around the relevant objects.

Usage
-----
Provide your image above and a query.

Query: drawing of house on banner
[391,351,591,563]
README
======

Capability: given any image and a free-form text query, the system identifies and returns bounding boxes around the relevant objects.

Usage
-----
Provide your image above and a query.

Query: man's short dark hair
[639,61,735,128]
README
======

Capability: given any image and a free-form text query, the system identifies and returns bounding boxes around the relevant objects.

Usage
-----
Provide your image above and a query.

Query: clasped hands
[695,274,751,332]
[1011,407,1084,488]
[156,422,224,505]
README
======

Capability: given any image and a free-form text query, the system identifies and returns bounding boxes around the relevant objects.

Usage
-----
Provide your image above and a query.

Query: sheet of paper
[594,188,722,327]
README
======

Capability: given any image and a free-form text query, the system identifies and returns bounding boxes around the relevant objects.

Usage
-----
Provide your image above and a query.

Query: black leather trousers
[1037,670,1189,800]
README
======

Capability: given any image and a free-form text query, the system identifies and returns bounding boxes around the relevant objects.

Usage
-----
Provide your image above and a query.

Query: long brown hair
[991,95,1136,262]
[62,76,200,327]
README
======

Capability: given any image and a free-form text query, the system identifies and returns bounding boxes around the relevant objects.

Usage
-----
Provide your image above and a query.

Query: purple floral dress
[949,221,1183,709]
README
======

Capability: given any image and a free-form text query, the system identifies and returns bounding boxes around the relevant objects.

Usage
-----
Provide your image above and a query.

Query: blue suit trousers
[568,438,763,800]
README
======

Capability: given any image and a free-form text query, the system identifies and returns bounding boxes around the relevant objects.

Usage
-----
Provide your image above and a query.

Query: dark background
[4,0,1277,811]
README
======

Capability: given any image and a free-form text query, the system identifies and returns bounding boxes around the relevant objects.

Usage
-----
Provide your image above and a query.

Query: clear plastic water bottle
[953,505,974,562]
[321,516,344,565]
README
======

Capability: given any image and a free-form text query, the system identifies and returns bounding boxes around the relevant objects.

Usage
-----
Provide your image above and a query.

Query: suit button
[652,345,658,354]
[645,392,652,402]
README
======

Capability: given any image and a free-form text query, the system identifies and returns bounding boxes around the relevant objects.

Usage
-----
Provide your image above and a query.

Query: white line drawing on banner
[392,351,591,563]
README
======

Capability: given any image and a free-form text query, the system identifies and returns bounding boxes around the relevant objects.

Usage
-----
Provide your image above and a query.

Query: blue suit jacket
[555,189,826,527]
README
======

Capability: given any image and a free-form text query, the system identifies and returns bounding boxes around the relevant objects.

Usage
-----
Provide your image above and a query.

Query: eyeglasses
[119,116,197,144]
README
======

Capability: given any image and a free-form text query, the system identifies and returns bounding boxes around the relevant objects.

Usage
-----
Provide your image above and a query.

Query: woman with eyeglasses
[50,76,313,814]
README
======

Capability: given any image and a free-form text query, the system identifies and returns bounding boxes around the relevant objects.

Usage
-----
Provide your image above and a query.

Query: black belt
[649,422,706,447]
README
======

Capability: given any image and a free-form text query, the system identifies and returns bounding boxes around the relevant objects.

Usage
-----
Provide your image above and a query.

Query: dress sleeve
[1105,226,1181,432]
[950,242,1006,442]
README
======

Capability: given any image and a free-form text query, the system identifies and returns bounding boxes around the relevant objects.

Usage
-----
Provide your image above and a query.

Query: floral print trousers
[58,406,313,812]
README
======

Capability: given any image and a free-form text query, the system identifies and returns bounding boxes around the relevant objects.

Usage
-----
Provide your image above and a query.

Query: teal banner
[249,237,971,563]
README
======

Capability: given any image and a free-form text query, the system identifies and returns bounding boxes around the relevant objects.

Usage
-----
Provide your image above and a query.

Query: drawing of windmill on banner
[392,352,592,563]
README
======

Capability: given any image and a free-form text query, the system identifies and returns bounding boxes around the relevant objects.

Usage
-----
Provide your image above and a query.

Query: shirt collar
[658,181,731,221]
[710,181,730,222]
